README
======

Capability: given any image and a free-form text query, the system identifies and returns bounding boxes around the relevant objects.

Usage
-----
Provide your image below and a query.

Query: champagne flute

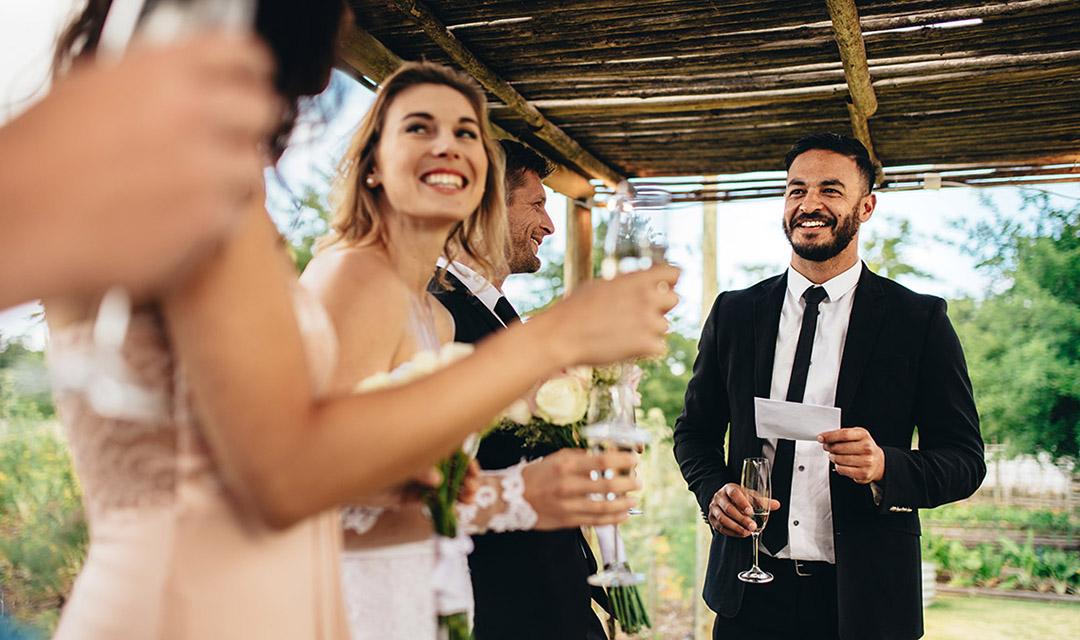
[600,181,671,280]
[598,181,670,516]
[582,420,649,588]
[584,379,647,586]
[737,457,774,584]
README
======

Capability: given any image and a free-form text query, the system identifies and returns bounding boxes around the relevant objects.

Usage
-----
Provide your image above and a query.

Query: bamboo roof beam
[826,0,878,118]
[825,0,884,185]
[386,0,624,188]
[338,24,598,200]
[493,61,1079,118]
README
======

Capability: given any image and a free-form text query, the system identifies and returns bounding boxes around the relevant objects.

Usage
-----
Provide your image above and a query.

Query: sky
[2,3,1078,348]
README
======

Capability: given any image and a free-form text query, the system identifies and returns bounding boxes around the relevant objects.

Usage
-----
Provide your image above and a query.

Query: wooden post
[564,196,594,293]
[694,196,720,640]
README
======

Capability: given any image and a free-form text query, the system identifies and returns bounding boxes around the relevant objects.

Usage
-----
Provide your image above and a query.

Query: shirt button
[798,465,805,472]
[793,520,800,526]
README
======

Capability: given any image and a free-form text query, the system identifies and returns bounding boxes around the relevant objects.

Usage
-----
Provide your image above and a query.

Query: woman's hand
[1,32,280,307]
[458,459,482,504]
[524,449,640,530]
[530,265,680,369]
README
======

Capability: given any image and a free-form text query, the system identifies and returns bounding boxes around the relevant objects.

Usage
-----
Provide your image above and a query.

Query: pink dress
[48,294,348,640]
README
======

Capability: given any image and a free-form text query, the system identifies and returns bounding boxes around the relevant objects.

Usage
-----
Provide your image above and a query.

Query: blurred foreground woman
[44,2,679,639]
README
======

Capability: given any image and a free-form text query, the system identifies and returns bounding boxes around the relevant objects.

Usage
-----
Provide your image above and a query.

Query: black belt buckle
[793,559,815,577]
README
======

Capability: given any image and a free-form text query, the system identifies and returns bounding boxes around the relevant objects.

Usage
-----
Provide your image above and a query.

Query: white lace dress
[339,349,539,640]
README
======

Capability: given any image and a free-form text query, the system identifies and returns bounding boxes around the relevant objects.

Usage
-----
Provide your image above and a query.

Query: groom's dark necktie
[762,284,829,555]
[493,296,521,325]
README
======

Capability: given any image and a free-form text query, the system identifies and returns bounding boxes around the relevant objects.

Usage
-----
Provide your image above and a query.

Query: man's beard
[507,239,541,274]
[783,205,860,262]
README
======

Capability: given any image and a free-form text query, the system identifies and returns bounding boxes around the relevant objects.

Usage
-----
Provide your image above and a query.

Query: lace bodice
[48,288,338,522]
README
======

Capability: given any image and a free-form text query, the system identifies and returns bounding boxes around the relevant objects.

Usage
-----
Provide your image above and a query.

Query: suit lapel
[834,264,886,416]
[753,274,788,399]
[748,274,787,454]
[443,270,504,334]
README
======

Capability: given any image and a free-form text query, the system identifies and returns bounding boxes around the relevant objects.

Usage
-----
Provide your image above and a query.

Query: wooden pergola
[335,5,1078,636]
[338,0,1080,289]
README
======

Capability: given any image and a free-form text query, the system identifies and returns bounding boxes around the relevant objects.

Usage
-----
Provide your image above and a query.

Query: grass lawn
[924,593,1080,639]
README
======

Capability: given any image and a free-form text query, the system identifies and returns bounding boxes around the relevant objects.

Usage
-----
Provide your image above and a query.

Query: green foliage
[950,195,1080,460]
[637,331,697,436]
[0,421,87,634]
[272,178,333,273]
[0,337,54,421]
[860,219,933,281]
[620,408,703,606]
[923,502,1079,536]
[922,532,1080,595]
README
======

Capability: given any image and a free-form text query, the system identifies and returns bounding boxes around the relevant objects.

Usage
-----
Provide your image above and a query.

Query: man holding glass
[673,133,985,639]
[430,140,611,640]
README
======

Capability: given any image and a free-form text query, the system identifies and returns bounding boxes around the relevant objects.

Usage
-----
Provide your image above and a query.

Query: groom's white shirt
[436,257,507,327]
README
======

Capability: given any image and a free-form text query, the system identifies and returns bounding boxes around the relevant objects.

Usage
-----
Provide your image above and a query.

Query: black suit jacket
[673,265,985,640]
[429,269,608,640]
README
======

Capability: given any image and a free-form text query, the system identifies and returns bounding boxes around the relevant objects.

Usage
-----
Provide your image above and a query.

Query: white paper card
[754,397,841,441]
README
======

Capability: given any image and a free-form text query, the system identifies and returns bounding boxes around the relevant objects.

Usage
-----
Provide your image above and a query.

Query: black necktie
[762,285,829,554]
[493,296,520,326]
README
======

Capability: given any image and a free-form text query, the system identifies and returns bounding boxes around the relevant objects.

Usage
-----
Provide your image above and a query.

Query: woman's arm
[164,206,678,529]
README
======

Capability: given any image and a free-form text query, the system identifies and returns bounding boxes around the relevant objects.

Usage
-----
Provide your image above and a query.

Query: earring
[365,175,377,188]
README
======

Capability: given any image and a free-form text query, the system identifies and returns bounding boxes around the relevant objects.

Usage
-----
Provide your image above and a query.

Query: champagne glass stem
[751,532,761,572]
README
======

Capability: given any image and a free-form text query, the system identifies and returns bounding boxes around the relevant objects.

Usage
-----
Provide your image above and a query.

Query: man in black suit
[430,140,609,639]
[674,133,985,640]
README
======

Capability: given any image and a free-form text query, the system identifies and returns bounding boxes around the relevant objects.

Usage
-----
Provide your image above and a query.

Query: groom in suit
[674,133,985,640]
[429,140,610,639]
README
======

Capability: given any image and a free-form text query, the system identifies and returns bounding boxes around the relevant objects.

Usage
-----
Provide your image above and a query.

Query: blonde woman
[301,62,638,639]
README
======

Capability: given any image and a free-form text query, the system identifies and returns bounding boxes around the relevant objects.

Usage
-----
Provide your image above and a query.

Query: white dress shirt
[763,260,862,563]
[435,257,506,326]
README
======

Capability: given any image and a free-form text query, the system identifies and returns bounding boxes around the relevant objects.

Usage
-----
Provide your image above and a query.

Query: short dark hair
[500,140,554,200]
[784,133,876,193]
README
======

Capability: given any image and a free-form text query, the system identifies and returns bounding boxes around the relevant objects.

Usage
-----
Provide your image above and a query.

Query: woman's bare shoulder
[300,245,410,385]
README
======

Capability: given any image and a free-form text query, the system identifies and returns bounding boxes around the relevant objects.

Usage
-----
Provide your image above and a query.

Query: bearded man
[674,133,985,640]
[429,140,610,639]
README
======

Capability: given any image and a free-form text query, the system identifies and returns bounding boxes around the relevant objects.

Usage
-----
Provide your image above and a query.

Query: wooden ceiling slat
[342,0,1080,191]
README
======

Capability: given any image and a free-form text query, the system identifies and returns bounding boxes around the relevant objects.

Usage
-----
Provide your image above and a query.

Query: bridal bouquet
[494,364,652,636]
[356,342,478,640]
[494,365,594,449]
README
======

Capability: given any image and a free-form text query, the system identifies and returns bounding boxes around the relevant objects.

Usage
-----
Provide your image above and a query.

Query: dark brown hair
[784,132,876,194]
[499,139,554,202]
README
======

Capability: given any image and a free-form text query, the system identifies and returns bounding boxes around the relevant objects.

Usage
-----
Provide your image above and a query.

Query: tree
[268,175,334,273]
[861,219,932,281]
[0,335,53,420]
[637,330,697,437]
[950,194,1080,461]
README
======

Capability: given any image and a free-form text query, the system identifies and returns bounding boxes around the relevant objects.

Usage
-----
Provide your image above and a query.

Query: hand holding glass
[737,457,774,584]
[582,391,649,588]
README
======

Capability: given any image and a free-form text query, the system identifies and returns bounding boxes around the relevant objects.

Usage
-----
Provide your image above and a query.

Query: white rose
[503,399,533,425]
[355,371,393,393]
[535,375,589,426]
[565,366,593,383]
[392,350,439,384]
